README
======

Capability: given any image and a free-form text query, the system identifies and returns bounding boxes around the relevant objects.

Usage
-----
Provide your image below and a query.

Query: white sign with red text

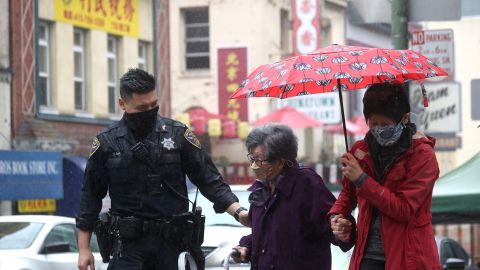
[286,0,342,123]
[411,29,454,80]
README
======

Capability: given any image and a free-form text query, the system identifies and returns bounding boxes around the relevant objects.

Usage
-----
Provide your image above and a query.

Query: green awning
[431,152,480,224]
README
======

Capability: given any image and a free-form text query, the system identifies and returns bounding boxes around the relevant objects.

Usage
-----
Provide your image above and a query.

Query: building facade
[5,0,166,215]
[1,0,12,215]
[169,0,347,167]
[10,0,155,156]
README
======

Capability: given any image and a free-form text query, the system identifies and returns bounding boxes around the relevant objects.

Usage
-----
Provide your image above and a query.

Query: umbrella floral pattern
[231,45,447,99]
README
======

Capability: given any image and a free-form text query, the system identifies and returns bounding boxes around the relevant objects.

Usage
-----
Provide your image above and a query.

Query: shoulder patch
[184,129,201,149]
[89,137,100,158]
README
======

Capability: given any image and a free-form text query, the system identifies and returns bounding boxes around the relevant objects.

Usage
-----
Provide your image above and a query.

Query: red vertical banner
[292,0,321,55]
[218,47,248,122]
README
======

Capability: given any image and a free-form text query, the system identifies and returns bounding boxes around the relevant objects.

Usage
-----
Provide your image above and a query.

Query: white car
[0,215,108,270]
[189,185,351,270]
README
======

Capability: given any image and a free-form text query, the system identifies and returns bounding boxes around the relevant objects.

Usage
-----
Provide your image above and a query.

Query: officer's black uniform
[76,115,238,270]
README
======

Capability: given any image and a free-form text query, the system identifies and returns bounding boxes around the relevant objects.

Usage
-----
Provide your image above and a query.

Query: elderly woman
[232,124,354,270]
[329,83,441,270]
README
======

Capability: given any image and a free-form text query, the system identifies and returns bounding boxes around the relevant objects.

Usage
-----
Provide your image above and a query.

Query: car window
[441,241,456,264]
[450,239,471,264]
[0,222,44,249]
[43,224,78,252]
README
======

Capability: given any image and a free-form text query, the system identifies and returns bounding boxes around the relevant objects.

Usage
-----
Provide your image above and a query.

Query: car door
[41,223,79,270]
[449,239,473,268]
[440,240,456,265]
[440,238,473,268]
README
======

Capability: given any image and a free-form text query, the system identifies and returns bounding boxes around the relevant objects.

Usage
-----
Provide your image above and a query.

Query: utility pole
[391,0,409,49]
[391,0,410,99]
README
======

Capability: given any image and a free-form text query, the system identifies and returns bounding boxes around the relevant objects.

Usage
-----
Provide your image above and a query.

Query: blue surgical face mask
[370,122,404,146]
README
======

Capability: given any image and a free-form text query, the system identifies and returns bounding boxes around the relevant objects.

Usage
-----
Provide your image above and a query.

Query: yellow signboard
[54,0,139,37]
[18,199,56,213]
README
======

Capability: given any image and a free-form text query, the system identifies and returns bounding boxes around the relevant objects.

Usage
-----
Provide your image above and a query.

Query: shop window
[472,79,480,120]
[107,35,119,114]
[183,8,209,70]
[38,21,51,108]
[138,41,148,71]
[280,9,291,58]
[74,28,87,111]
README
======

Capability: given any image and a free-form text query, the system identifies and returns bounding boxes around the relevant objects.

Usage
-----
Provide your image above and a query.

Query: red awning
[186,106,228,122]
[325,115,369,136]
[251,106,324,128]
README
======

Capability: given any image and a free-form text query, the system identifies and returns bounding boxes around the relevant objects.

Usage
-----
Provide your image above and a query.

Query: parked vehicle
[0,215,108,270]
[436,236,479,270]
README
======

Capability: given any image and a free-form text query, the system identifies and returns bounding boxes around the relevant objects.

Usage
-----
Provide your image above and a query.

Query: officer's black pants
[108,233,179,270]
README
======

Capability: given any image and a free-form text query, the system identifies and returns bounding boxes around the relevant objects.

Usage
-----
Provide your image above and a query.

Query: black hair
[245,124,298,162]
[119,68,156,101]
[363,82,410,123]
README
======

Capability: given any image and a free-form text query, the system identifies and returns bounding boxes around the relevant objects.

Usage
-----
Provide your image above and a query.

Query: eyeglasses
[246,153,269,166]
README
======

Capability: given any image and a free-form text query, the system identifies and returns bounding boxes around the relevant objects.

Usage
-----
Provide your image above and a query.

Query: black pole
[337,79,357,210]
[337,79,349,152]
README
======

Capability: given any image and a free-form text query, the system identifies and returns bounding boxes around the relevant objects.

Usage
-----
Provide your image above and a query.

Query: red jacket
[329,133,441,270]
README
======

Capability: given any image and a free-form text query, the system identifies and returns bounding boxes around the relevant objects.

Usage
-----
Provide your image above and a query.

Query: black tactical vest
[99,118,189,219]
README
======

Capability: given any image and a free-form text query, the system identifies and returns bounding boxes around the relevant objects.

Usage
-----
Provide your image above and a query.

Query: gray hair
[245,124,298,162]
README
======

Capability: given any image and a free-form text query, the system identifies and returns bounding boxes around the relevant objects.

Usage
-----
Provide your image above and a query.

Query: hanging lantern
[238,122,249,140]
[191,116,207,134]
[176,113,190,127]
[208,119,222,137]
[222,120,237,139]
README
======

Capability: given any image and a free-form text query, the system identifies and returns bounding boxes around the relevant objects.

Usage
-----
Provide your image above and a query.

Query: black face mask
[124,106,159,139]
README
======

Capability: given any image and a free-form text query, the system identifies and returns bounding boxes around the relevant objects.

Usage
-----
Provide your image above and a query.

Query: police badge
[161,137,175,150]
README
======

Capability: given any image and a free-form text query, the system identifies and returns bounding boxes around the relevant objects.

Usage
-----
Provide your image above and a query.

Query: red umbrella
[251,106,324,129]
[231,44,446,99]
[231,44,448,150]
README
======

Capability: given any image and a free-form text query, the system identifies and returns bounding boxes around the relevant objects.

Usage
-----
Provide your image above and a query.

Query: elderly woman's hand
[340,153,363,182]
[231,246,249,263]
[330,214,353,243]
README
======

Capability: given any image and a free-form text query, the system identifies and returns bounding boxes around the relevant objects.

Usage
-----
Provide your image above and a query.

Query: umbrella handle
[337,79,349,152]
[337,79,358,212]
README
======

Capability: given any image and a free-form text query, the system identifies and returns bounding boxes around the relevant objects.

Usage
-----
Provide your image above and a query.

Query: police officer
[77,69,249,270]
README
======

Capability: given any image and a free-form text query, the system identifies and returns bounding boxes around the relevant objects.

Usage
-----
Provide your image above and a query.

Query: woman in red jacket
[329,82,441,270]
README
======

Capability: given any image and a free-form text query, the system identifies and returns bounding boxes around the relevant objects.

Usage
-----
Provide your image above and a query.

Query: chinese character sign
[218,48,248,122]
[54,0,139,37]
[293,0,321,55]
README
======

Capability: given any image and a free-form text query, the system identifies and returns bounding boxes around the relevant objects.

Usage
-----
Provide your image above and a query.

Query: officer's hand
[231,246,249,263]
[330,214,353,243]
[78,248,95,270]
[238,210,251,227]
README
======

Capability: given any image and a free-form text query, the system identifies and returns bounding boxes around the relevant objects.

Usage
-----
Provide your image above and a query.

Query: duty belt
[114,216,171,238]
[141,219,171,235]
